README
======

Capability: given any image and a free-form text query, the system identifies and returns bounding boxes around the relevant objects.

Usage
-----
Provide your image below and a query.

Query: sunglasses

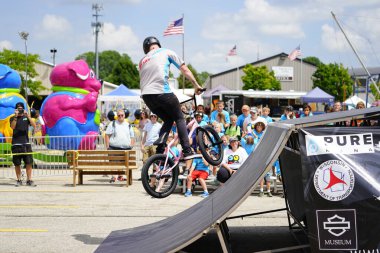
[150,115,157,118]
[117,114,125,117]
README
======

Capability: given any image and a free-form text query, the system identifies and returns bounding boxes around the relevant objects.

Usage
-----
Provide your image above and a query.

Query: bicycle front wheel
[141,154,179,198]
[196,125,223,166]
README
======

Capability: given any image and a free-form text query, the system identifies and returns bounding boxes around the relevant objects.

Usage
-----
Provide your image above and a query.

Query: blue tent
[105,84,139,97]
[301,87,334,103]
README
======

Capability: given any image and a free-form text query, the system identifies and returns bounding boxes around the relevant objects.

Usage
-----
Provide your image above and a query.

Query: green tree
[370,81,380,100]
[241,65,281,90]
[198,71,211,85]
[108,54,140,89]
[312,63,353,102]
[0,49,46,99]
[176,64,201,89]
[303,56,323,67]
[76,50,140,88]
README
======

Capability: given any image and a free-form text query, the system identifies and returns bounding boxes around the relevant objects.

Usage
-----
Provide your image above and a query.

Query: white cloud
[61,0,141,4]
[0,41,13,50]
[36,14,72,39]
[321,24,368,54]
[98,23,139,55]
[190,40,280,73]
[202,0,307,41]
[201,13,248,41]
[259,24,304,38]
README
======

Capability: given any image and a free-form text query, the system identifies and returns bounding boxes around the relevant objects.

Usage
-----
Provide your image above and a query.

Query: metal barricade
[0,133,143,179]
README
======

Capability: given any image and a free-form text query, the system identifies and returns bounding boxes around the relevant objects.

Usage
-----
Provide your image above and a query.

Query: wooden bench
[66,150,138,187]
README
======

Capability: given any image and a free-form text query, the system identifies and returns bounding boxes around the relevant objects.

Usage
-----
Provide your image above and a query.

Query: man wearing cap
[10,102,36,187]
[242,107,265,134]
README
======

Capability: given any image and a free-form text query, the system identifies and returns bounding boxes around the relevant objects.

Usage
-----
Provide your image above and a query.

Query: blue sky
[1,0,380,75]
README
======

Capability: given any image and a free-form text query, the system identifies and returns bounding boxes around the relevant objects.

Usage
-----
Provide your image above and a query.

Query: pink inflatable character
[40,60,101,150]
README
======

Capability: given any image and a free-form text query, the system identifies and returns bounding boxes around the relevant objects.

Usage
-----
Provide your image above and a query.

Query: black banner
[221,94,244,115]
[299,127,380,252]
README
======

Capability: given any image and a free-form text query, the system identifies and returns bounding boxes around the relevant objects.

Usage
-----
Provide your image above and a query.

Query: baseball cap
[15,102,25,109]
[250,107,258,113]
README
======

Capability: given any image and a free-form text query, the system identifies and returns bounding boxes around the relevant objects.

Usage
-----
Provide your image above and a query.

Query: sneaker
[182,169,189,177]
[184,190,192,197]
[259,192,264,197]
[267,191,273,197]
[109,177,116,183]
[26,180,37,187]
[200,191,209,198]
[15,180,23,187]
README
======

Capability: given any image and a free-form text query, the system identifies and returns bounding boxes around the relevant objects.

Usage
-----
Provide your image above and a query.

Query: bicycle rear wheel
[141,154,179,198]
[196,125,223,166]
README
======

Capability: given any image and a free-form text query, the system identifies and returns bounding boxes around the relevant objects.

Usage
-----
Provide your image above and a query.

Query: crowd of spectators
[99,98,379,196]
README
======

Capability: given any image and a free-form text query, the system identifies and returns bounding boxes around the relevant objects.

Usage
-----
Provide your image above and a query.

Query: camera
[18,108,24,114]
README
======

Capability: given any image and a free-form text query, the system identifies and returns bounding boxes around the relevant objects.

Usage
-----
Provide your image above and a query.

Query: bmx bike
[141,93,223,198]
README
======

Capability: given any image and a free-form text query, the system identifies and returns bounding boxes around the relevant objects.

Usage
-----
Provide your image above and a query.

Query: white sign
[272,66,294,81]
[306,133,375,156]
[314,160,355,202]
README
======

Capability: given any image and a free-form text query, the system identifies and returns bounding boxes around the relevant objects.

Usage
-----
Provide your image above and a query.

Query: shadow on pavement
[182,226,310,253]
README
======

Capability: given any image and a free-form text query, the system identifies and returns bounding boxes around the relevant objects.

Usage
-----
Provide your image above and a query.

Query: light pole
[19,31,29,103]
[50,48,57,65]
[91,4,103,81]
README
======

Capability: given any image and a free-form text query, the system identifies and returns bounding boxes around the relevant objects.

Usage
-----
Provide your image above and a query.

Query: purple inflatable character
[40,60,101,150]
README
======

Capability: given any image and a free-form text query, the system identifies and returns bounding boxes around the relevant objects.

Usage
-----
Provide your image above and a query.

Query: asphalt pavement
[0,171,309,253]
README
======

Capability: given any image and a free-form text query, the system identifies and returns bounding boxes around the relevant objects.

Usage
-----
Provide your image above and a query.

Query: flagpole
[182,13,185,94]
[300,44,303,91]
[236,64,239,90]
[236,46,239,89]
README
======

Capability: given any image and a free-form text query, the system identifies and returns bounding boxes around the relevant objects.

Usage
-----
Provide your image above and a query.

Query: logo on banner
[314,160,355,201]
[316,209,357,250]
[306,133,374,156]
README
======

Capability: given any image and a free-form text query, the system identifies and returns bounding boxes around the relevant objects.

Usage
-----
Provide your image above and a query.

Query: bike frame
[154,96,203,191]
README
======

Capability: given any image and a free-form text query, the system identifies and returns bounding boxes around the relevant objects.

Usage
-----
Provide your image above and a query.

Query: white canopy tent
[98,84,141,121]
[343,95,371,110]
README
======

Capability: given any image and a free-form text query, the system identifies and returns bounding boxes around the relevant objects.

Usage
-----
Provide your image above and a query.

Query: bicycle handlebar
[180,88,206,115]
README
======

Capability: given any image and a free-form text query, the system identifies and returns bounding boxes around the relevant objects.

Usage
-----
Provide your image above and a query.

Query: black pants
[142,93,191,153]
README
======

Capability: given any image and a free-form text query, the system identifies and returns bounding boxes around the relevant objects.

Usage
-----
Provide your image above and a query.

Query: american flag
[163,17,184,36]
[228,45,237,56]
[288,45,301,61]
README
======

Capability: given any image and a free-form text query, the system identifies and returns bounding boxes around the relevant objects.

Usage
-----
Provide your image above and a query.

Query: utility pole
[92,4,103,88]
[19,31,29,103]
[50,48,57,66]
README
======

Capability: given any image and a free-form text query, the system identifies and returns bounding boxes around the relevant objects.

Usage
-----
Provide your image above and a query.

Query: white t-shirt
[105,120,134,149]
[139,48,184,95]
[222,147,248,170]
[143,121,162,146]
